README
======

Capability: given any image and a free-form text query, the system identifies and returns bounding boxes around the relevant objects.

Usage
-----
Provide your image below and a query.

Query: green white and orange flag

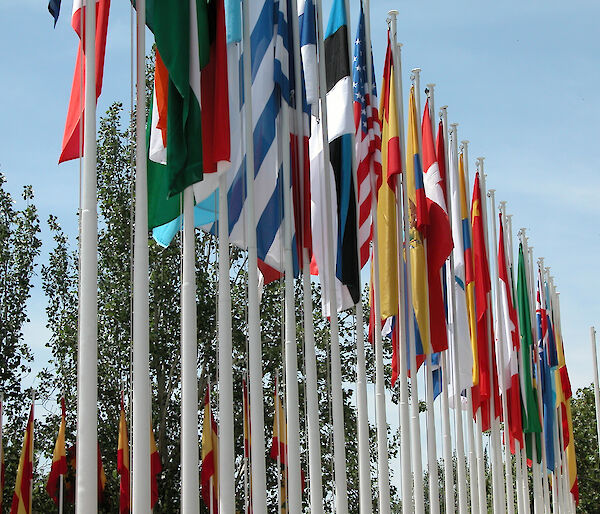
[10,402,34,514]
[46,397,67,505]
[201,387,219,512]
[117,396,130,514]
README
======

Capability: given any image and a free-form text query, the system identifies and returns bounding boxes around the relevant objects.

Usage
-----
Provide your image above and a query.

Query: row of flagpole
[57,0,582,512]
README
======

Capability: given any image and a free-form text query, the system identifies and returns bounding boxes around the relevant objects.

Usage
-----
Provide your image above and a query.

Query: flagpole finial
[388,9,399,16]
[439,106,448,120]
[487,188,496,198]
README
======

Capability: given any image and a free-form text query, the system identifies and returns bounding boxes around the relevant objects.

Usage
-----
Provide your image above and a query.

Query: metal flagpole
[314,0,349,509]
[409,68,426,514]
[591,326,600,463]
[463,143,486,514]
[287,0,324,507]
[279,76,303,514]
[77,0,98,508]
[387,12,413,512]
[478,160,504,514]
[488,189,515,514]
[241,0,269,510]
[357,2,377,510]
[132,0,151,511]
[445,120,468,514]
[423,84,440,514]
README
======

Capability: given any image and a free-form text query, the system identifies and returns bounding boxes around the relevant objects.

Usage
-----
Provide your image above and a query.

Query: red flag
[150,425,162,508]
[10,404,34,514]
[435,120,448,206]
[201,388,219,512]
[59,0,111,163]
[46,398,67,505]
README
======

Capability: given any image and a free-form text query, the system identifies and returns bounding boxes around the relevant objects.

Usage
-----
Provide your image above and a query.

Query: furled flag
[48,0,62,26]
[495,215,523,450]
[46,398,67,505]
[297,0,318,107]
[271,381,289,513]
[201,388,219,513]
[354,6,382,269]
[150,425,162,508]
[553,309,578,503]
[1,396,5,512]
[117,396,130,514]
[536,273,556,471]
[422,99,452,353]
[447,136,474,405]
[309,0,360,315]
[62,444,107,504]
[470,172,501,430]
[225,0,241,43]
[405,86,430,356]
[242,379,253,513]
[435,120,448,206]
[59,0,111,163]
[10,403,34,514]
[515,243,542,462]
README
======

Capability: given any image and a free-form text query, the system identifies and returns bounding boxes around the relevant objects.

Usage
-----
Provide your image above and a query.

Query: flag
[495,215,523,449]
[10,403,33,514]
[62,444,107,504]
[297,0,317,107]
[271,382,289,513]
[48,0,62,26]
[150,425,162,508]
[353,6,382,269]
[0,396,4,512]
[405,86,430,356]
[225,0,241,43]
[447,136,473,405]
[422,99,452,353]
[515,243,542,462]
[46,398,67,505]
[470,172,500,429]
[201,388,219,512]
[435,120,448,206]
[59,0,111,163]
[117,396,130,514]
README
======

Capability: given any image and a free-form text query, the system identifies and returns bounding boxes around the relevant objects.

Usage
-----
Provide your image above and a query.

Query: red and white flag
[59,0,111,163]
[421,100,453,351]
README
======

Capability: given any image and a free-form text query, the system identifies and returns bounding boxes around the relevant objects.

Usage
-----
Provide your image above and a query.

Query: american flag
[353,8,382,269]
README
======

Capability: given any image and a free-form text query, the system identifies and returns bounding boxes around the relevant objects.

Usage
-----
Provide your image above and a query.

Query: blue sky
[1,0,599,398]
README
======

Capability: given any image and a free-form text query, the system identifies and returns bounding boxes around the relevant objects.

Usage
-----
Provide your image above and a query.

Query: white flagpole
[279,77,303,514]
[132,0,151,511]
[218,163,235,513]
[446,121,468,514]
[77,0,98,508]
[408,68,425,514]
[591,326,600,463]
[422,83,440,514]
[478,159,504,514]
[286,0,324,507]
[241,0,268,510]
[489,189,516,514]
[314,0,349,510]
[356,2,376,510]
[461,141,485,514]
[59,392,64,514]
[387,13,413,511]
[181,186,199,513]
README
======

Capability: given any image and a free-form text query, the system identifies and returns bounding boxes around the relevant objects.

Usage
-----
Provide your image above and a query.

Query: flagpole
[478,159,504,514]
[132,0,152,511]
[279,77,303,514]
[59,392,65,514]
[314,0,349,509]
[422,84,440,514]
[489,189,516,514]
[77,0,98,507]
[446,121,468,514]
[462,140,485,514]
[409,67,425,514]
[388,13,413,512]
[30,390,36,514]
[356,3,377,510]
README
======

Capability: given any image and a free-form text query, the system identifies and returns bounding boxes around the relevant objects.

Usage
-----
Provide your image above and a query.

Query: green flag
[146,0,210,229]
[516,242,542,463]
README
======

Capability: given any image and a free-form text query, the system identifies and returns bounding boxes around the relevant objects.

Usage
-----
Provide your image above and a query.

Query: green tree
[0,173,41,513]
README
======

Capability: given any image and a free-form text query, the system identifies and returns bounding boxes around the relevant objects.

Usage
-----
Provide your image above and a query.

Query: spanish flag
[406,86,430,356]
[46,397,67,505]
[117,396,130,514]
[201,387,219,512]
[150,423,162,508]
[270,382,289,513]
[10,402,34,514]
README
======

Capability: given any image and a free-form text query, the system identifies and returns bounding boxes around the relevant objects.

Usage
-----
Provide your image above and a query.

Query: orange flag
[10,402,34,514]
[46,398,67,504]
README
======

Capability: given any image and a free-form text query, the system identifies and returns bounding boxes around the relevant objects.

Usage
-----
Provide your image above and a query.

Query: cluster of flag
[45,0,581,511]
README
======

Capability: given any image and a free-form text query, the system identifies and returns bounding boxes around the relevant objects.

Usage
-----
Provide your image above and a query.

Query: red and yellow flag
[150,424,162,509]
[10,402,34,514]
[271,382,289,513]
[201,387,219,512]
[46,398,67,505]
[117,396,130,514]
